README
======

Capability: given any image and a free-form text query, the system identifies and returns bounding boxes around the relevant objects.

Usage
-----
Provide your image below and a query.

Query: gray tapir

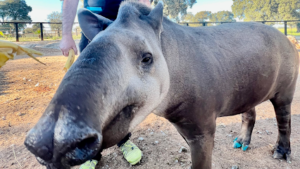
[24,1,299,169]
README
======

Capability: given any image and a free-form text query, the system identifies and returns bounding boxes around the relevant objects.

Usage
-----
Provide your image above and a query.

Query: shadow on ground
[0,70,9,96]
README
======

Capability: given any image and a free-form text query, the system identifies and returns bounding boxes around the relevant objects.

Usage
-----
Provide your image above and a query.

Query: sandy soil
[0,41,300,169]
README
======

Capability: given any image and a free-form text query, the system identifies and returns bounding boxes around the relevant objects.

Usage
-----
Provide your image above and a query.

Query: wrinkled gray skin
[25,1,299,169]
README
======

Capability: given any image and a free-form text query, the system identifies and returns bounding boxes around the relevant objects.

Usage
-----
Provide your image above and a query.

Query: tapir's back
[161,21,299,116]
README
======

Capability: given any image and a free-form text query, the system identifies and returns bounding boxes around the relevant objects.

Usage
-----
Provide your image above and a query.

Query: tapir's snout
[24,106,103,167]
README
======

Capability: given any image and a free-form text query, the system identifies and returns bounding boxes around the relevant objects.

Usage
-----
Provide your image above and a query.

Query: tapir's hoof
[242,144,249,151]
[273,151,283,159]
[233,137,249,151]
[233,140,242,148]
[273,151,291,163]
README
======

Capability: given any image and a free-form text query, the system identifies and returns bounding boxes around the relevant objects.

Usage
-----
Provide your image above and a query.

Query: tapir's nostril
[77,135,99,150]
[36,146,52,161]
[62,134,102,165]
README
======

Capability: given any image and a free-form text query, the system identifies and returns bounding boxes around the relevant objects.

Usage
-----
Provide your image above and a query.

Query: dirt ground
[1,41,300,169]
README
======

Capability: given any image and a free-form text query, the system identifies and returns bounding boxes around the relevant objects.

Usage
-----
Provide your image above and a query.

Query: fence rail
[179,20,300,37]
[0,22,80,42]
[1,20,300,42]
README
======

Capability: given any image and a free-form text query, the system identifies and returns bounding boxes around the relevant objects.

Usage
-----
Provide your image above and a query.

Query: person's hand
[60,34,78,56]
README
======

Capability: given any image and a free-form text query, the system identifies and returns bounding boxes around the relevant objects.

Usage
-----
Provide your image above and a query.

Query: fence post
[14,23,19,42]
[202,22,206,26]
[40,23,44,41]
[284,21,287,36]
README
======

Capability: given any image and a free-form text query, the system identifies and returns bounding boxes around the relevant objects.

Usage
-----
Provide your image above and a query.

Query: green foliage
[232,0,300,31]
[182,10,235,26]
[34,29,40,35]
[24,23,43,35]
[278,27,300,36]
[2,0,32,21]
[0,1,8,22]
[24,27,33,34]
[32,23,41,32]
[152,0,197,19]
[47,11,62,37]
[210,11,236,23]
[0,0,32,32]
[194,11,211,22]
[182,12,197,22]
[232,0,300,21]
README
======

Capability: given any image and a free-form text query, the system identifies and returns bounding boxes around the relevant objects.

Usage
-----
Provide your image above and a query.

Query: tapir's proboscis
[25,1,299,169]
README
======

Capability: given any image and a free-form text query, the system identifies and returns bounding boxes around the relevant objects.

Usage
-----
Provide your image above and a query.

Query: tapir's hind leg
[270,93,292,163]
[233,108,256,151]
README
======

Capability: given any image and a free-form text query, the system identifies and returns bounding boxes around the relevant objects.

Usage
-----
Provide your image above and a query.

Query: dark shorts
[83,0,124,20]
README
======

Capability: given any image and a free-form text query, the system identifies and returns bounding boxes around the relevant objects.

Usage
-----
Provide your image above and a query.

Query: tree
[2,0,32,21]
[24,27,33,34]
[210,11,236,23]
[0,1,9,22]
[0,0,32,34]
[232,0,300,31]
[182,11,212,27]
[32,23,41,32]
[194,11,211,22]
[48,12,62,37]
[182,12,196,22]
[277,0,300,31]
[152,0,197,19]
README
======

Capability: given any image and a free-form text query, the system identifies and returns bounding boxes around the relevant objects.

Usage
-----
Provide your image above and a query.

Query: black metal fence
[0,22,80,42]
[179,20,300,37]
[1,20,300,42]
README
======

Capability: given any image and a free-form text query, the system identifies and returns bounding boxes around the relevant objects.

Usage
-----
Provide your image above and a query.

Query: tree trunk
[297,23,300,33]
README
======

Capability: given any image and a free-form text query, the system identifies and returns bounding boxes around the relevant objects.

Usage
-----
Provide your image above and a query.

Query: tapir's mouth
[64,135,101,166]
[28,103,139,169]
[31,133,102,169]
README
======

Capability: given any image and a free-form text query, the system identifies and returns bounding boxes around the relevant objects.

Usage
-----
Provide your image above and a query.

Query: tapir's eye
[141,53,153,65]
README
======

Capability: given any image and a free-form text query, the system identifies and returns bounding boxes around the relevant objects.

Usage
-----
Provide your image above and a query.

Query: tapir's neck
[154,19,198,117]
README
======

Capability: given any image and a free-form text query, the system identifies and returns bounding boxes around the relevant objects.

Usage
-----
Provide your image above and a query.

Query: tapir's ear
[78,8,113,41]
[147,1,164,35]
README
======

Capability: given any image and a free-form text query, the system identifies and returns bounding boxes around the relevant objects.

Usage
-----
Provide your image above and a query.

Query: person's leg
[78,32,90,53]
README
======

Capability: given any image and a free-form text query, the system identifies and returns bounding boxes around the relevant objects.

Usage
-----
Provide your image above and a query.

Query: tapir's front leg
[188,131,215,169]
[166,110,216,169]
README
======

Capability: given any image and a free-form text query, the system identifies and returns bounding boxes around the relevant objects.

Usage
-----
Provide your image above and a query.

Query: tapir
[24,1,299,169]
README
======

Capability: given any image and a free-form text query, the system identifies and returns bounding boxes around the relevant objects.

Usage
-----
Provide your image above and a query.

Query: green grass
[278,28,300,36]
[0,34,82,42]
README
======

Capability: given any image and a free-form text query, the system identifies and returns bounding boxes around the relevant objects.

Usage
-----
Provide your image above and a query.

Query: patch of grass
[278,28,300,36]
[0,34,81,42]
